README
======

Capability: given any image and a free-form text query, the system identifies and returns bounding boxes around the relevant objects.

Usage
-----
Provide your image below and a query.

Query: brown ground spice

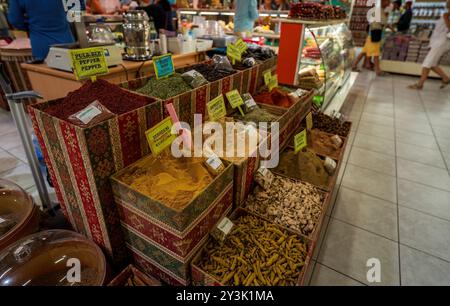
[309,129,343,159]
[273,148,329,188]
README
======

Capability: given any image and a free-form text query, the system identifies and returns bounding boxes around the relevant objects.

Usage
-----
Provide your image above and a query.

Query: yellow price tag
[226,89,244,109]
[69,47,108,80]
[306,112,313,131]
[207,94,227,121]
[263,70,272,86]
[268,74,278,91]
[294,129,307,154]
[235,38,248,54]
[227,44,242,63]
[145,117,176,155]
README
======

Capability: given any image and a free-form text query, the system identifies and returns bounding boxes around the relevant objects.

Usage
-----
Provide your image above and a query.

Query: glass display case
[298,22,355,110]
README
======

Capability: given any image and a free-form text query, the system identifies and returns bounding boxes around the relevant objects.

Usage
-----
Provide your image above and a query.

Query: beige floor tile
[400,245,450,286]
[342,164,397,203]
[436,136,450,153]
[399,206,450,262]
[397,158,450,191]
[348,147,396,176]
[7,145,27,164]
[396,142,446,169]
[332,187,398,241]
[318,219,400,285]
[363,104,394,118]
[395,119,433,136]
[0,149,22,173]
[357,121,395,140]
[310,263,364,286]
[396,129,439,150]
[0,163,34,190]
[0,130,22,151]
[353,132,395,156]
[360,113,394,127]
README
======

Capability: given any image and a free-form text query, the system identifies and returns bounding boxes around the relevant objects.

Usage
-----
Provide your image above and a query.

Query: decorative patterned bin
[191,208,315,286]
[28,95,164,265]
[110,155,234,285]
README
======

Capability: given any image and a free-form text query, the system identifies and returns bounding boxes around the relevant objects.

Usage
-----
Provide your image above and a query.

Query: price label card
[145,117,176,155]
[75,103,102,124]
[207,95,226,121]
[153,54,175,79]
[268,74,278,91]
[294,129,307,153]
[217,217,234,236]
[226,89,244,109]
[263,69,272,86]
[69,47,108,80]
[235,38,248,54]
[306,112,313,131]
[227,44,241,62]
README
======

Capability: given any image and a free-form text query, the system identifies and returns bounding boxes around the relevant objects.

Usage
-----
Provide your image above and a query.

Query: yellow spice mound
[118,152,213,210]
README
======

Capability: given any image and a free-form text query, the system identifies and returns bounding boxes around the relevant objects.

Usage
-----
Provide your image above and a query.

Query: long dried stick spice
[245,176,325,237]
[197,214,309,286]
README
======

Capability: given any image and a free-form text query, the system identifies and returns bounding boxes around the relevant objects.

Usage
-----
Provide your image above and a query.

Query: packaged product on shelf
[111,150,234,285]
[244,174,326,239]
[43,79,151,122]
[67,100,115,128]
[298,68,323,90]
[191,210,312,286]
[181,70,209,88]
[135,73,193,99]
[308,129,344,160]
[241,93,258,113]
[289,3,346,20]
[272,148,330,189]
[178,57,236,82]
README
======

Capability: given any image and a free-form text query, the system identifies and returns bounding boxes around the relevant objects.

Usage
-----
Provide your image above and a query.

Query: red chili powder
[44,79,151,120]
[254,88,292,108]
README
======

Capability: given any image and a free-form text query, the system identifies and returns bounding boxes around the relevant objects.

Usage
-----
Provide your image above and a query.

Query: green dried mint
[135,73,192,99]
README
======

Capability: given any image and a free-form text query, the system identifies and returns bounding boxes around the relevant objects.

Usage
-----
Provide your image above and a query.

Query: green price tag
[235,38,248,54]
[226,89,244,116]
[153,54,175,79]
[207,94,227,121]
[306,112,313,130]
[226,89,244,108]
[268,74,278,91]
[145,117,176,155]
[227,44,241,63]
[294,129,307,154]
[313,95,324,107]
[69,47,109,81]
[263,70,272,86]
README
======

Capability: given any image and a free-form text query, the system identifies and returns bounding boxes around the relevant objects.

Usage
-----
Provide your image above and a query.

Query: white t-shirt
[430,14,449,48]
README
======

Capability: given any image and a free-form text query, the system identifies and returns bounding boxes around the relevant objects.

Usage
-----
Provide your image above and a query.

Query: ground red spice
[44,79,151,120]
[254,88,292,108]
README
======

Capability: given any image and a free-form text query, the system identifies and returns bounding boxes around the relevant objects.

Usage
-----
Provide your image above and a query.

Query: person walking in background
[387,0,401,29]
[409,0,450,89]
[397,1,413,33]
[89,0,122,14]
[139,0,174,34]
[7,0,75,61]
[260,0,277,10]
[351,0,390,76]
[234,0,259,36]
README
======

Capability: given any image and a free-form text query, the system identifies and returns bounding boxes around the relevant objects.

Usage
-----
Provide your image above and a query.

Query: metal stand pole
[0,64,54,212]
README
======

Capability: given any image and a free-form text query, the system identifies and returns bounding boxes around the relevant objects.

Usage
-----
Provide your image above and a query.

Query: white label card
[217,217,234,235]
[75,103,102,124]
[206,155,223,170]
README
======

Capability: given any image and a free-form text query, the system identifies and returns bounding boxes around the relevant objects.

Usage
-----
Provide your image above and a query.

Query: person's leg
[408,67,430,89]
[374,56,382,75]
[352,52,365,70]
[430,66,450,82]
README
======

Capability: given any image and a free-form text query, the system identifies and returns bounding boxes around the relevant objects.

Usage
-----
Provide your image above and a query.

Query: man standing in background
[234,0,259,36]
[397,1,413,33]
[7,0,75,61]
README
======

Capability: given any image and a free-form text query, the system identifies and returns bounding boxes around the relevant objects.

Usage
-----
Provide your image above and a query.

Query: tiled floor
[1,70,450,286]
[309,71,450,286]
